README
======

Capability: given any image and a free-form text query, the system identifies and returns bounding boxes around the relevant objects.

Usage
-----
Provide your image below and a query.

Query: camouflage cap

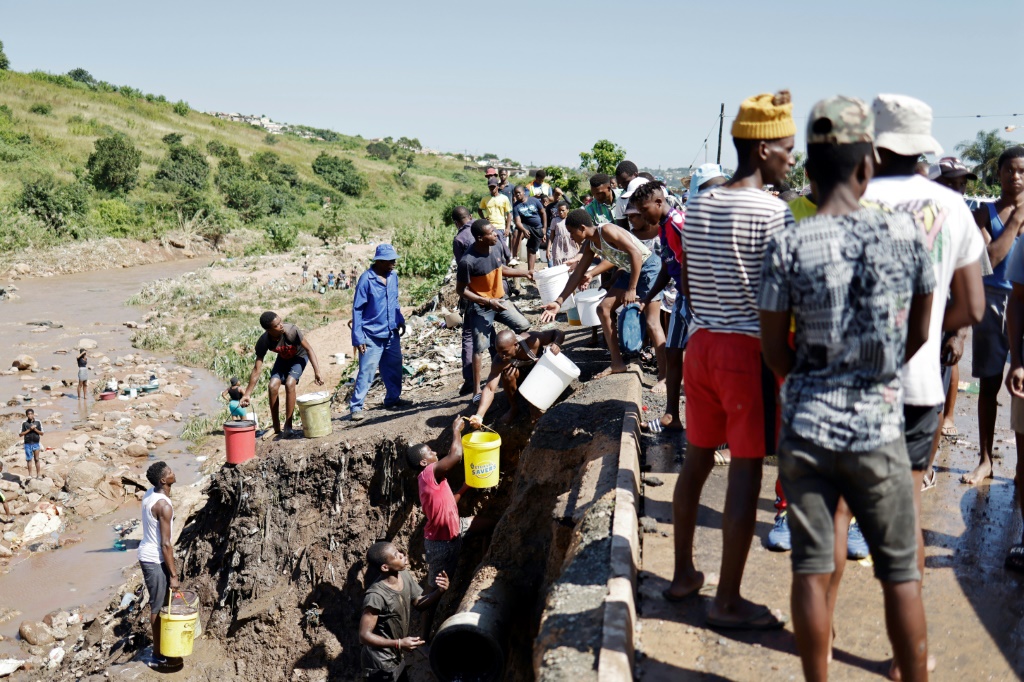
[806,96,874,145]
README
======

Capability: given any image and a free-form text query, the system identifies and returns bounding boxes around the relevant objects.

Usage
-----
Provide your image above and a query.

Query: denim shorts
[612,251,663,301]
[270,356,307,383]
[24,442,40,461]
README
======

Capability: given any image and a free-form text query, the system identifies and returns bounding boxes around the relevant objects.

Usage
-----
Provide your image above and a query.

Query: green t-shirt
[360,571,423,672]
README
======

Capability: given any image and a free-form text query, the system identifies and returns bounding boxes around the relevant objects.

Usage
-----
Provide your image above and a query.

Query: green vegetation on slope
[0,66,479,257]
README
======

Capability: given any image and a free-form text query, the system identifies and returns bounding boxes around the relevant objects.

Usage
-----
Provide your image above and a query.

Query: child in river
[222,377,246,420]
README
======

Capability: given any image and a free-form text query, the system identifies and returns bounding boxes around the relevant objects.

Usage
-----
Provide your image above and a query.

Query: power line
[687,116,724,170]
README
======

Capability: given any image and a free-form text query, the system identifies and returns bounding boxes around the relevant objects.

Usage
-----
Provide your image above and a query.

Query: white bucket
[333,352,346,365]
[534,265,574,312]
[575,288,606,327]
[519,351,581,411]
[129,388,138,398]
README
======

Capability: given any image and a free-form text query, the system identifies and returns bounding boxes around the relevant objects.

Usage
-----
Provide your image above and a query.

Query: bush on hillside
[155,143,210,193]
[263,133,277,145]
[173,100,190,117]
[423,182,443,202]
[250,151,299,187]
[264,220,298,252]
[162,132,184,147]
[220,177,272,223]
[312,153,366,197]
[89,198,142,236]
[0,40,9,71]
[315,202,346,245]
[87,134,142,194]
[366,141,392,161]
[393,221,451,284]
[29,102,52,115]
[67,68,95,85]
[19,175,92,232]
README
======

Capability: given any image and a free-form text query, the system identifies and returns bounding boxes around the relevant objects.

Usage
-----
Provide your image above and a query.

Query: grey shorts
[904,403,940,471]
[466,301,529,355]
[78,367,89,382]
[140,560,171,614]
[972,287,1010,379]
[424,516,473,587]
[778,430,919,583]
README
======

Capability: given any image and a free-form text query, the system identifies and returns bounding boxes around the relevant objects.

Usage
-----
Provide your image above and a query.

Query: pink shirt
[418,463,460,541]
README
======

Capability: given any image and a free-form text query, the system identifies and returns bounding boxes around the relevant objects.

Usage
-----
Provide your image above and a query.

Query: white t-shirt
[864,175,985,406]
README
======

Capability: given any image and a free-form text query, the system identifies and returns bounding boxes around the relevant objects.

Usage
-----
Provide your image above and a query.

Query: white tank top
[138,488,173,564]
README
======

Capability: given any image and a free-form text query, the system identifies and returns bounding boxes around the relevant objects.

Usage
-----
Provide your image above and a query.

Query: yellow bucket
[159,589,199,658]
[462,429,501,489]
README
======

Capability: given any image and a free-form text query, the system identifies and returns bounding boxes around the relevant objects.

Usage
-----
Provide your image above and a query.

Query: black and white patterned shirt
[758,206,936,452]
[681,187,793,337]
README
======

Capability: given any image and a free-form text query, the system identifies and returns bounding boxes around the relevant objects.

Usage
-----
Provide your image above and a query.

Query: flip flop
[714,449,731,466]
[1006,545,1024,573]
[706,605,787,631]
[941,424,958,437]
[921,469,937,492]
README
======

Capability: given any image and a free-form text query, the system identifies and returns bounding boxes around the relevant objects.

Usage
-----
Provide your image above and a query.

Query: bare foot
[593,364,628,380]
[651,379,667,395]
[887,653,936,680]
[657,414,684,432]
[664,570,715,601]
[960,460,993,485]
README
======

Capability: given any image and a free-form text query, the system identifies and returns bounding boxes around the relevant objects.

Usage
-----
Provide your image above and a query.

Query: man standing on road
[350,244,412,421]
[966,145,1024,485]
[664,91,795,631]
[20,408,43,479]
[239,312,325,436]
[138,461,179,668]
[456,220,534,404]
[512,185,548,273]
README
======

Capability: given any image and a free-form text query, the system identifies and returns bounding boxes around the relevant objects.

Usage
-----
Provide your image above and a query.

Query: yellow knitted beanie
[731,90,796,140]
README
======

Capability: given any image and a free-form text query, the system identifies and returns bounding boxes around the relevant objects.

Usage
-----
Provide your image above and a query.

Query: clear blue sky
[3,0,1021,170]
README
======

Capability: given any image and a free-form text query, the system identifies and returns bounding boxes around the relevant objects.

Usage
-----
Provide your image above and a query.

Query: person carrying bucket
[222,377,247,421]
[138,461,180,669]
[539,209,662,379]
[407,416,495,591]
[468,328,565,427]
[239,312,325,438]
[350,244,413,422]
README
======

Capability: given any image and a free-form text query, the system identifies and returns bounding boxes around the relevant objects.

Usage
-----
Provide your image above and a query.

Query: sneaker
[767,512,792,552]
[508,258,521,266]
[350,411,365,422]
[384,398,413,410]
[846,520,869,560]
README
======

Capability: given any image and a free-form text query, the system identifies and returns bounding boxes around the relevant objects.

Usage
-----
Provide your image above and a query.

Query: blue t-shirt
[514,197,544,230]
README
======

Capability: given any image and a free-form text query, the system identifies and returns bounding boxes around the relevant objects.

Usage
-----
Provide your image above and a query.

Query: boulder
[65,461,105,492]
[26,478,54,497]
[42,611,69,629]
[103,412,125,423]
[18,621,54,646]
[77,339,98,350]
[11,355,37,371]
[12,263,31,275]
[124,444,149,458]
[61,442,86,456]
[0,544,11,557]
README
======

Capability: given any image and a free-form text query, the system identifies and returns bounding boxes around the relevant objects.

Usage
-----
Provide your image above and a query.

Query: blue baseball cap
[373,244,399,261]
[689,164,730,196]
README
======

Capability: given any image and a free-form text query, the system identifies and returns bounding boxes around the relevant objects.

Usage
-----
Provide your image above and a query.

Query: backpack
[618,304,644,355]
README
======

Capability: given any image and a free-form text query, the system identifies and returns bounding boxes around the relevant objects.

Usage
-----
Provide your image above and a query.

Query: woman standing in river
[76,348,89,400]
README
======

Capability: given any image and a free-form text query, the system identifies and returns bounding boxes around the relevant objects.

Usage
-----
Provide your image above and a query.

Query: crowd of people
[124,89,1024,680]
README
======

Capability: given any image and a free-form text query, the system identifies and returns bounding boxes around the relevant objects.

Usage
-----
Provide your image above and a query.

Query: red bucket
[223,420,256,465]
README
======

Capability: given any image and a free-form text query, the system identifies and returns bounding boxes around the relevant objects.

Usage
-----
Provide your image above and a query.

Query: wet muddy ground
[636,337,1024,680]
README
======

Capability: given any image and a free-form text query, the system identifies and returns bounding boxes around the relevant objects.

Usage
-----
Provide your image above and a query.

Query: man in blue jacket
[350,244,412,421]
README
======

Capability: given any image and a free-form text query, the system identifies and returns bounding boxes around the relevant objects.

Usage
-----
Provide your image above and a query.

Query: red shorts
[684,329,779,459]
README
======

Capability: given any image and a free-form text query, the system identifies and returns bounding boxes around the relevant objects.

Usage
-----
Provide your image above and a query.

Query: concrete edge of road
[597,374,642,682]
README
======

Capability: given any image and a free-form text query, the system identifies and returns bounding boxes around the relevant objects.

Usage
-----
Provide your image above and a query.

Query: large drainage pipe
[430,566,513,682]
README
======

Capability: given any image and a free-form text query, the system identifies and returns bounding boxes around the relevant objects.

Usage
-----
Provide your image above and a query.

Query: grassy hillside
[0,68,481,256]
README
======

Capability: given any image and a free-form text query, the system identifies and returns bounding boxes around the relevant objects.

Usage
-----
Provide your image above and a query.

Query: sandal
[706,605,787,631]
[1006,545,1024,573]
[921,469,937,492]
[714,449,731,466]
[941,424,958,438]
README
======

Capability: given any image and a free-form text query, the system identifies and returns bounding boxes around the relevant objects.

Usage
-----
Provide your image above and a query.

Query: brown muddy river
[0,258,221,653]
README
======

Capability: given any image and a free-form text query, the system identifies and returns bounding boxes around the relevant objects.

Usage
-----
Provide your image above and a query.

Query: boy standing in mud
[359,541,448,681]
[239,311,324,437]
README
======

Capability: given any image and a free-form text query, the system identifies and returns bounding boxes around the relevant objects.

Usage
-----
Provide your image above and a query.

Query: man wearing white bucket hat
[468,328,566,427]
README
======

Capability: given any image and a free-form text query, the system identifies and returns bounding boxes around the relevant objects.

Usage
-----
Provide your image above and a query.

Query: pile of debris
[0,607,88,677]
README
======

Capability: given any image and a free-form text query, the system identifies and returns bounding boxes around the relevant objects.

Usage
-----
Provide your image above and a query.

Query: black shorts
[904,403,940,471]
[270,356,307,383]
[525,226,546,254]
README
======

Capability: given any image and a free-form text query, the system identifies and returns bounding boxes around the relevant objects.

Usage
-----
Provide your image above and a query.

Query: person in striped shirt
[663,91,795,632]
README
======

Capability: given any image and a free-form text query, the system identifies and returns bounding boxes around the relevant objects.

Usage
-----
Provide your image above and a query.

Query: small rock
[125,443,149,457]
[0,544,12,557]
[645,476,664,487]
[19,621,55,646]
[639,516,658,534]
[11,355,37,371]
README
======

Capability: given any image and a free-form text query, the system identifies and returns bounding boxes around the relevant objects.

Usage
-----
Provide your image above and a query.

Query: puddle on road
[0,258,222,652]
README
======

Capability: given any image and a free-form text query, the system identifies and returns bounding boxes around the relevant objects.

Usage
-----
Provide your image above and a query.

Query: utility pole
[716,103,724,164]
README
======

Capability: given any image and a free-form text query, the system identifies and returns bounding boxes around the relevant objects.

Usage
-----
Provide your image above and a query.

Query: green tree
[579,139,626,175]
[155,143,210,193]
[543,166,584,201]
[265,220,298,252]
[957,129,1011,188]
[396,136,422,151]
[87,134,142,194]
[423,182,443,201]
[172,100,190,117]
[366,141,392,161]
[0,40,9,71]
[312,153,366,197]
[785,152,807,190]
[19,175,92,232]
[393,149,415,188]
[315,202,346,245]
[67,68,95,85]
